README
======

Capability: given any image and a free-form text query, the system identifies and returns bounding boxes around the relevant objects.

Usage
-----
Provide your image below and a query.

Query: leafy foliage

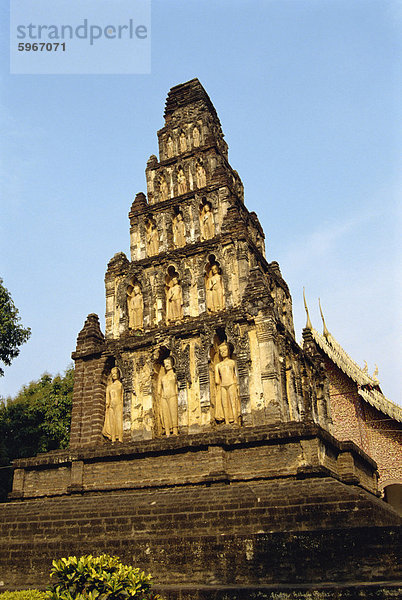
[0,278,31,376]
[0,366,74,501]
[46,554,161,600]
[0,592,46,600]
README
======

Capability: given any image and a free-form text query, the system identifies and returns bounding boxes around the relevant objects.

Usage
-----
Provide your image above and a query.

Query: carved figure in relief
[196,163,207,188]
[179,132,187,153]
[193,126,200,147]
[160,175,169,201]
[166,136,174,158]
[102,367,124,443]
[127,283,143,330]
[206,264,225,312]
[200,203,214,240]
[173,212,186,248]
[177,168,187,195]
[158,357,179,436]
[215,343,241,425]
[146,221,159,256]
[166,276,183,323]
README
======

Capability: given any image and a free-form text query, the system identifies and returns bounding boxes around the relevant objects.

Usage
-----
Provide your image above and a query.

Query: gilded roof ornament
[362,361,368,373]
[303,288,312,330]
[309,326,402,423]
[318,298,330,338]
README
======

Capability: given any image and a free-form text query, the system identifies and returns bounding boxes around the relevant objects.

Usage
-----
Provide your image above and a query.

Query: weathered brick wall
[11,424,380,499]
[69,314,110,449]
[4,422,399,593]
[0,478,400,590]
[324,358,402,490]
[324,359,367,451]
[362,402,402,489]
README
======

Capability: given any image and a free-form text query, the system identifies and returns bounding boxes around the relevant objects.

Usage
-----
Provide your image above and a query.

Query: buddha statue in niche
[160,175,169,201]
[179,131,187,153]
[200,203,214,240]
[166,275,183,323]
[166,136,174,158]
[193,126,200,147]
[157,356,179,436]
[173,212,186,248]
[146,221,159,256]
[177,168,187,195]
[214,342,241,425]
[196,163,207,188]
[206,264,225,312]
[102,367,124,443]
[127,283,143,330]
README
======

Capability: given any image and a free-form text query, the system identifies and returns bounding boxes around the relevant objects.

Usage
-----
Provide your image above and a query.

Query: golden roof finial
[318,298,330,338]
[362,360,368,373]
[373,364,379,380]
[303,287,312,330]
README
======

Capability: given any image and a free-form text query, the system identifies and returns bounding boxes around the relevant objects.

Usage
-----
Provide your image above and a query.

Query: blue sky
[1,0,401,403]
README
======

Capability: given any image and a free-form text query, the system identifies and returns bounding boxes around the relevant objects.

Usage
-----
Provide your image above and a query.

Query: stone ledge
[9,422,381,501]
[13,422,376,470]
[153,583,402,600]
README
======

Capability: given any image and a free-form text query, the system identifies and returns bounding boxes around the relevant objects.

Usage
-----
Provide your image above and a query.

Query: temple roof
[310,327,402,423]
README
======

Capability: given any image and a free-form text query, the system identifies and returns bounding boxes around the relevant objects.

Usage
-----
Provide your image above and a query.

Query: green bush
[46,554,161,599]
[0,592,46,600]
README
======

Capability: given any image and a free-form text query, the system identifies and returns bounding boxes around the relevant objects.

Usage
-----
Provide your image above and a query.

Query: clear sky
[1,0,401,403]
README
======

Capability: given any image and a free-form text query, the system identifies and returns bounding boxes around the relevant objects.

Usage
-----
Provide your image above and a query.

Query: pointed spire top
[318,298,330,338]
[164,78,220,124]
[74,313,105,355]
[303,288,312,330]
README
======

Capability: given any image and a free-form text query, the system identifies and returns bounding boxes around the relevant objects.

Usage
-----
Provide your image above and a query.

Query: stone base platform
[0,423,400,593]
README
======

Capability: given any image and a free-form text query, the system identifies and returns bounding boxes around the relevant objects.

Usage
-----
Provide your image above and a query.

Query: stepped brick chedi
[70,77,330,446]
[1,79,400,598]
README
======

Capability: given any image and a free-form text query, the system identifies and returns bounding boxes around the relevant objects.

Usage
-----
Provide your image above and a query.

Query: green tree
[0,366,74,501]
[0,278,31,376]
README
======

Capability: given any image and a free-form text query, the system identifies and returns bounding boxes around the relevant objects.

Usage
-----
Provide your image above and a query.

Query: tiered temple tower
[2,80,400,596]
[69,78,330,447]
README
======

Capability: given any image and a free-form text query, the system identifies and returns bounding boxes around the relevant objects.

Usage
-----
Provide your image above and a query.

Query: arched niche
[209,330,240,426]
[177,165,187,195]
[179,130,187,153]
[172,207,186,248]
[159,173,169,201]
[126,278,143,331]
[192,126,200,147]
[205,255,225,313]
[145,217,159,256]
[209,329,226,422]
[199,199,214,240]
[101,361,124,444]
[383,482,402,516]
[152,346,179,437]
[165,266,183,323]
[195,160,207,188]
